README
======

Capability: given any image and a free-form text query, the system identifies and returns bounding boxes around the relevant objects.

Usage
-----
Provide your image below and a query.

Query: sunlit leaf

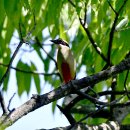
[4,0,22,26]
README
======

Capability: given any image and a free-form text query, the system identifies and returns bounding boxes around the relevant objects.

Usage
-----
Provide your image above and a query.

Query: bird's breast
[57,45,76,83]
[60,47,70,60]
[61,62,73,83]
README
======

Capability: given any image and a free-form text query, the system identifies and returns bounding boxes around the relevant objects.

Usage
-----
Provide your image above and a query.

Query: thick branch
[0,57,130,129]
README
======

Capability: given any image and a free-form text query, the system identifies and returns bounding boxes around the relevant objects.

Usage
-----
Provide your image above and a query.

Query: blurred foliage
[0,0,130,124]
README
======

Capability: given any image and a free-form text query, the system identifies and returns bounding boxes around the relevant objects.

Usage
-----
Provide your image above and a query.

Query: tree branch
[124,70,130,99]
[7,93,16,112]
[71,105,110,118]
[113,101,130,123]
[107,0,128,65]
[64,89,130,112]
[0,12,36,115]
[0,57,130,128]
[0,62,59,76]
[0,92,8,114]
[0,41,23,114]
[74,89,108,106]
[68,0,76,8]
[0,41,23,88]
[68,0,109,64]
[107,0,117,14]
[80,19,108,63]
[35,37,58,69]
[57,105,76,125]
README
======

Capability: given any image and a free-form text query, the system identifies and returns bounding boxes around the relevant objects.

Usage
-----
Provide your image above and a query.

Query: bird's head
[50,38,69,48]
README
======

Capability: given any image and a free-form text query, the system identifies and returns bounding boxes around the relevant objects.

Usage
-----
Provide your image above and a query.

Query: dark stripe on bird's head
[50,38,69,47]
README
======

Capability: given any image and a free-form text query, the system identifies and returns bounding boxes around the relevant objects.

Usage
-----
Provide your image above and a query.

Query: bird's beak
[50,39,57,44]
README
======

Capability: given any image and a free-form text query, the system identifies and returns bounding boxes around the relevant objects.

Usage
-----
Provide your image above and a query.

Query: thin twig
[67,96,123,130]
[79,18,108,63]
[25,11,36,40]
[0,24,24,114]
[124,70,130,99]
[7,93,16,112]
[0,42,23,87]
[107,1,127,114]
[106,1,127,115]
[68,0,76,7]
[107,0,117,14]
[64,89,130,111]
[110,76,117,102]
[78,96,123,123]
[75,89,108,105]
[35,38,62,82]
[98,90,130,97]
[64,84,95,111]
[0,12,37,114]
[19,23,23,41]
[110,76,117,115]
[0,41,23,114]
[107,0,128,65]
[68,0,108,63]
[0,92,8,114]
[0,62,59,76]
[35,37,58,69]
[83,1,87,26]
[57,104,76,125]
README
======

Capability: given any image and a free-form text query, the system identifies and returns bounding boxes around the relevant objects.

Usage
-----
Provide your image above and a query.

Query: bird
[50,38,76,83]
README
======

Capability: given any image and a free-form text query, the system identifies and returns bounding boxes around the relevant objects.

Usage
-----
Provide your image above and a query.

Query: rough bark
[0,57,130,129]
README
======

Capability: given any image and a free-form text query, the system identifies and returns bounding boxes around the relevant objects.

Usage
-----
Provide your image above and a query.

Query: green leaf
[16,69,25,96]
[31,62,41,94]
[3,73,10,91]
[72,27,88,61]
[33,42,45,65]
[45,71,61,90]
[44,45,55,73]
[52,101,57,113]
[44,0,65,37]
[44,57,50,73]
[115,0,124,12]
[23,0,31,10]
[4,0,22,26]
[117,72,126,91]
[30,0,43,16]
[0,66,6,82]
[122,114,130,124]
[0,0,5,26]
[16,61,31,96]
[33,75,41,94]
